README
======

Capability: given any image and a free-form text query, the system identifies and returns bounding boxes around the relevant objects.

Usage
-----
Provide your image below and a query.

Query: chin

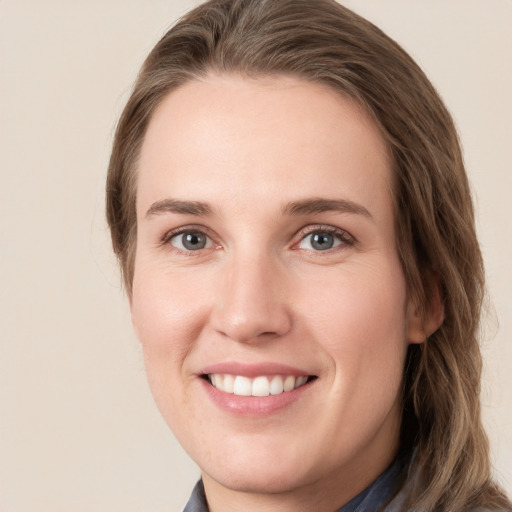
[194,436,331,495]
[205,459,314,495]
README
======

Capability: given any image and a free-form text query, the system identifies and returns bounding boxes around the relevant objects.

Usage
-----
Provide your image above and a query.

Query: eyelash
[294,225,355,252]
[159,224,355,254]
[159,225,217,254]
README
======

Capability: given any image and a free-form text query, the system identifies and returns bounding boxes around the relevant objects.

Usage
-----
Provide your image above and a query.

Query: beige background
[0,1,510,510]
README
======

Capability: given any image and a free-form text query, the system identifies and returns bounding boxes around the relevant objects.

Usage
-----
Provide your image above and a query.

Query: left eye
[170,231,212,251]
[298,231,346,251]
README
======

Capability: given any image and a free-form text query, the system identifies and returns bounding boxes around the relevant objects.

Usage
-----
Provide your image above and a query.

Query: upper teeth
[209,374,309,397]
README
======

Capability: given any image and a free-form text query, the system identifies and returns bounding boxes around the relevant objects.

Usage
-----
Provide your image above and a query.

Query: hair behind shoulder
[106,1,511,509]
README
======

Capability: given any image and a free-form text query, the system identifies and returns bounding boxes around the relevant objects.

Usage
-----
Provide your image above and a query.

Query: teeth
[295,376,308,388]
[283,375,295,392]
[233,376,252,396]
[208,374,310,396]
[269,376,284,395]
[252,376,270,397]
[223,374,234,393]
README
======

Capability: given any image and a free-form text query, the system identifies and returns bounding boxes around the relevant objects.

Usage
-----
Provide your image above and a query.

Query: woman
[106,0,511,510]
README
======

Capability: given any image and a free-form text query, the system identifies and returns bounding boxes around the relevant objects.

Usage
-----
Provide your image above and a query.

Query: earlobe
[406,276,445,344]
[407,308,427,344]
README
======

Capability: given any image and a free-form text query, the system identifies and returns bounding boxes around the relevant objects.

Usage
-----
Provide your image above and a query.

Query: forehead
[136,74,392,219]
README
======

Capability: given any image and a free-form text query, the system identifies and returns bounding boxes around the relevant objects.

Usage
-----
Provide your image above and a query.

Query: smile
[207,374,311,396]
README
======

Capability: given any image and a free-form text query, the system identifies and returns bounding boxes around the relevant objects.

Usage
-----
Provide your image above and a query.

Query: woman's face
[131,75,424,503]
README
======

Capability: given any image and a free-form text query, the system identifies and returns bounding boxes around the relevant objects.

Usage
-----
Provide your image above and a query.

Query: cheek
[302,260,408,382]
[130,265,210,388]
[130,267,210,432]
[132,262,204,340]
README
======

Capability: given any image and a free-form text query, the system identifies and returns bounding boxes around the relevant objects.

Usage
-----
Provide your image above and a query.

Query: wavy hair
[106,1,511,510]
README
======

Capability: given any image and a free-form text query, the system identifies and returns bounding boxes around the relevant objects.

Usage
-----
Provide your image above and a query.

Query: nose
[211,251,292,344]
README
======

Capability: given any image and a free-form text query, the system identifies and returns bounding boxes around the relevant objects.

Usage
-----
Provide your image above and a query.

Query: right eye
[170,231,212,251]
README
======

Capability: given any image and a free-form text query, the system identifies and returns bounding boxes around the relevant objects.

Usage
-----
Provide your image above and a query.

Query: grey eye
[298,231,344,251]
[310,232,334,250]
[171,231,211,251]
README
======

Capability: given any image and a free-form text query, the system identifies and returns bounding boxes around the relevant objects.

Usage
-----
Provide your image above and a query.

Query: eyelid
[158,223,355,253]
[159,224,219,250]
[292,224,356,250]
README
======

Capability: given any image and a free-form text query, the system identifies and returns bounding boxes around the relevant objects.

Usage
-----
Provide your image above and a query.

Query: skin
[131,75,428,512]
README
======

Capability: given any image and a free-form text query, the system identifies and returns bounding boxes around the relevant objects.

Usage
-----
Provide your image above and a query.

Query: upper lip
[199,361,314,378]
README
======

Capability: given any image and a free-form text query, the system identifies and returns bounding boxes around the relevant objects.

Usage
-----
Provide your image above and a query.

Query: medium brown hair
[106,1,511,510]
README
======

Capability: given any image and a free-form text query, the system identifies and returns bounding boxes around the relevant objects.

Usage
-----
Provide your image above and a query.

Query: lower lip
[200,378,313,416]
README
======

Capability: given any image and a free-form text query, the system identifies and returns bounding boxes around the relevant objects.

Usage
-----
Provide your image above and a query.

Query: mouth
[203,374,317,397]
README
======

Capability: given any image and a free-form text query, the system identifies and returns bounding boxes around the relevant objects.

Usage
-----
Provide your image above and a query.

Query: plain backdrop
[0,1,511,511]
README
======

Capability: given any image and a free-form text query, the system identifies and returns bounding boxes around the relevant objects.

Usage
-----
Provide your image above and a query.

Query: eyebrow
[282,198,372,219]
[145,198,214,218]
[145,197,372,220]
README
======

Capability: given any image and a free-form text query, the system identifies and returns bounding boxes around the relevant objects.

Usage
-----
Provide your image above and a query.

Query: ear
[406,274,445,344]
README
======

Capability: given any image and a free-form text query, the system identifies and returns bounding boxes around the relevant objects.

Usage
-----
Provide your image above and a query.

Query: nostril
[261,331,281,337]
